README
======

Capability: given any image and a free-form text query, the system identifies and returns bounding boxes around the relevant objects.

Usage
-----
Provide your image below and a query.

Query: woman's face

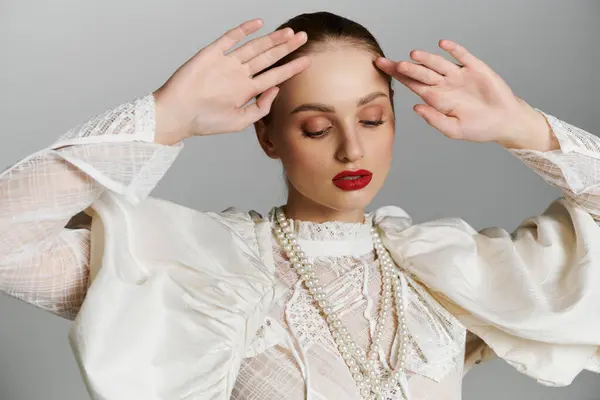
[256,44,395,216]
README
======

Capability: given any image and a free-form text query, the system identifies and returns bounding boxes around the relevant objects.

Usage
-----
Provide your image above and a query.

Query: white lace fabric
[0,95,182,319]
[234,217,466,399]
[1,95,600,398]
[510,111,600,220]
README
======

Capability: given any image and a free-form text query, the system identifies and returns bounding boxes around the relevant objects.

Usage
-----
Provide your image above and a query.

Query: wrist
[153,90,190,146]
[496,99,559,152]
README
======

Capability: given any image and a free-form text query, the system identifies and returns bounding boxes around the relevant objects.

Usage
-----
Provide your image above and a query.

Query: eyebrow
[290,91,388,114]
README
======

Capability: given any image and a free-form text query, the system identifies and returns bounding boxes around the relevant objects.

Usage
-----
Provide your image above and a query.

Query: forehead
[276,46,389,109]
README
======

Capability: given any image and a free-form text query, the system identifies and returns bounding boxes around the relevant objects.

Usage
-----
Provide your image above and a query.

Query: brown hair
[261,11,394,121]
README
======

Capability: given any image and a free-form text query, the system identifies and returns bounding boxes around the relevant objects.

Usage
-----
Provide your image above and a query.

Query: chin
[321,190,377,212]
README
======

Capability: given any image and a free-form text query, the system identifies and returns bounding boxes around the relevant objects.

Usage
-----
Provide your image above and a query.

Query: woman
[1,11,599,400]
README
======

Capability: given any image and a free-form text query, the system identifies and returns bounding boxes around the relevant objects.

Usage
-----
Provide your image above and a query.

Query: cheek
[368,130,395,168]
[278,137,329,179]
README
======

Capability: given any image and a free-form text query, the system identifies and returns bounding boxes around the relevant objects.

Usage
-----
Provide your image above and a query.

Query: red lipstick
[332,169,373,191]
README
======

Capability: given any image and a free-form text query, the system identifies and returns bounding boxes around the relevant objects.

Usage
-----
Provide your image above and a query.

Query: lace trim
[268,207,374,242]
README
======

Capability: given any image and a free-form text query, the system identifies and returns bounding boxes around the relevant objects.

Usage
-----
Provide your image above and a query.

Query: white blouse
[1,94,599,399]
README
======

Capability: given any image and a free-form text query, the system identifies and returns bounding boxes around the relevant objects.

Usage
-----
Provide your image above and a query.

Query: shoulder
[92,193,269,261]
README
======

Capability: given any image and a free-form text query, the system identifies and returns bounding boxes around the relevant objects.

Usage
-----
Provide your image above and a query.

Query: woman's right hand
[153,18,309,145]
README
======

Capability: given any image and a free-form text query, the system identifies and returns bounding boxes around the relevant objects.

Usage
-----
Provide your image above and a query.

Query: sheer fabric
[233,217,466,399]
[1,94,600,399]
[0,95,181,319]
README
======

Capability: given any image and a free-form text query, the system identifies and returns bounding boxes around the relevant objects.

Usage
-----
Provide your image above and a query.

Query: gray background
[1,0,599,399]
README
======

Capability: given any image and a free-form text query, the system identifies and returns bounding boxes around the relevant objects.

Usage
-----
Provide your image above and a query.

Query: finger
[212,19,264,53]
[389,71,429,97]
[414,104,461,139]
[375,57,397,75]
[410,50,461,76]
[252,55,311,93]
[246,31,308,76]
[229,27,294,63]
[239,87,280,127]
[396,61,443,85]
[376,58,442,86]
[439,40,483,69]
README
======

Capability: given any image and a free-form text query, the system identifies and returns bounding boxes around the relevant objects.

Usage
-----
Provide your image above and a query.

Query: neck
[284,185,365,223]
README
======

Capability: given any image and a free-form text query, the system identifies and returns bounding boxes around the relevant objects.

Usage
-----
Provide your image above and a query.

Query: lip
[332,169,373,191]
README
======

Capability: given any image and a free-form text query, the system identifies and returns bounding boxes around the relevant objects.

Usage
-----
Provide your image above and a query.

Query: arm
[459,110,600,374]
[509,110,600,220]
[0,95,182,319]
[375,41,599,382]
[0,19,310,322]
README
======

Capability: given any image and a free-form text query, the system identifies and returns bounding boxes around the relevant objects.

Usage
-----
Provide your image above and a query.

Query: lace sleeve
[509,111,600,219]
[0,94,182,320]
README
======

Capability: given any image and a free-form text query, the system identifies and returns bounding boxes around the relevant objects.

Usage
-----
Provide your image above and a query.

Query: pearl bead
[273,209,409,397]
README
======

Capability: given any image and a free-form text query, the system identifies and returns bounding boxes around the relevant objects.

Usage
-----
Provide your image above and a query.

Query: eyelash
[302,120,386,138]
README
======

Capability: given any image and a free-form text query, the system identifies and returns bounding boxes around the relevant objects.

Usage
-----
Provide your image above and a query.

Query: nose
[335,128,364,163]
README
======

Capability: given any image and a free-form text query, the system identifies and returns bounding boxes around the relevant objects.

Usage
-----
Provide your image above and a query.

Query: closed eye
[302,126,332,138]
[361,119,385,127]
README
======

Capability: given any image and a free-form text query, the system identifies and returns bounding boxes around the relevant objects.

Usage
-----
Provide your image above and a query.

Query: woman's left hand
[375,40,558,151]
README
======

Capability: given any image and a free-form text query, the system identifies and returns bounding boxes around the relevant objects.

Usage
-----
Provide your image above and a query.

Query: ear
[254,119,279,159]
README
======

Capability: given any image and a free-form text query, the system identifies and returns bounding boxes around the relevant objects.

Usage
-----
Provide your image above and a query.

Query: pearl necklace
[273,208,409,400]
